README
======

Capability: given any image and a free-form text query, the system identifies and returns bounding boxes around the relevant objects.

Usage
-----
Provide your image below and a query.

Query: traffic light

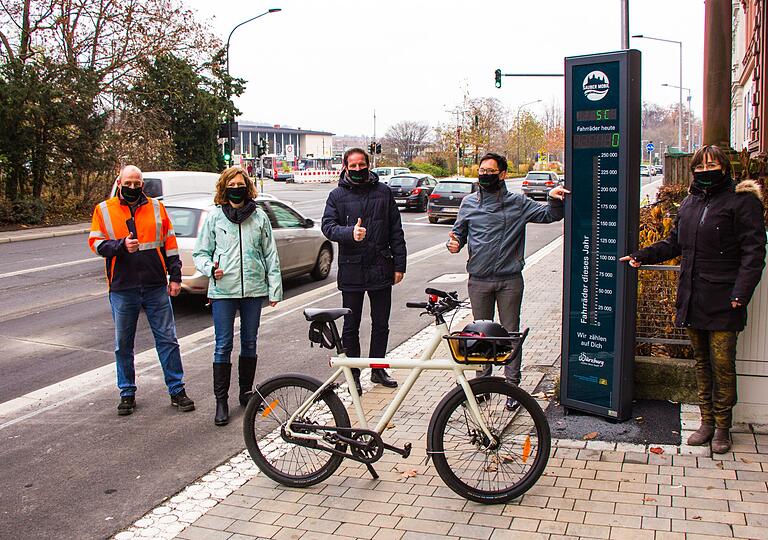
[375,143,382,154]
[223,141,231,162]
[495,69,502,89]
[369,142,376,155]
[255,138,268,157]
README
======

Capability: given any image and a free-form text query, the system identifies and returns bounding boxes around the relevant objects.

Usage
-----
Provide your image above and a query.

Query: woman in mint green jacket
[193,167,283,426]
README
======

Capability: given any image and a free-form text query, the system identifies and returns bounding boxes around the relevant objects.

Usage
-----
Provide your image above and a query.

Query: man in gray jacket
[447,153,568,409]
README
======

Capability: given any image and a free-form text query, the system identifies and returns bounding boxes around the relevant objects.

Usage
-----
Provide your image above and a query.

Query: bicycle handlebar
[406,302,428,309]
[425,287,448,298]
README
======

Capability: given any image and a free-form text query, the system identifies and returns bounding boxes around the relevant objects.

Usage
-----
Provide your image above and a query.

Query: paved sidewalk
[115,242,768,540]
[0,221,90,243]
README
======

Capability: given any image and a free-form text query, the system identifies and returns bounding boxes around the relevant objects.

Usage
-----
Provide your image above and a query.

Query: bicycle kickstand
[365,463,379,480]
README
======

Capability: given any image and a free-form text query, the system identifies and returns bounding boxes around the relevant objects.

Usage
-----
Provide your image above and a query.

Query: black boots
[238,355,257,407]
[370,368,398,388]
[170,390,195,412]
[213,363,231,426]
[117,396,135,416]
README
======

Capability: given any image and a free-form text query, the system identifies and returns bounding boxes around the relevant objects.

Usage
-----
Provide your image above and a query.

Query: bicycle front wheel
[243,374,350,488]
[430,377,550,504]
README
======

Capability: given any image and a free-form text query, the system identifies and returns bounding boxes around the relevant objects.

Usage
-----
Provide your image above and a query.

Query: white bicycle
[243,288,551,504]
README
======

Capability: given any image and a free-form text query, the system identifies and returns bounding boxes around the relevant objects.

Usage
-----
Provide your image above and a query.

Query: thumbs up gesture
[353,217,366,242]
[447,232,461,254]
[125,231,139,253]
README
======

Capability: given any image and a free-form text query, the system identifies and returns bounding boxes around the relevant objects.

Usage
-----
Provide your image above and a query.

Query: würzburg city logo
[582,70,610,101]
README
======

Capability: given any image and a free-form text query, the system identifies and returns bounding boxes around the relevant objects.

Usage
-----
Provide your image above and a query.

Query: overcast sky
[186,0,705,137]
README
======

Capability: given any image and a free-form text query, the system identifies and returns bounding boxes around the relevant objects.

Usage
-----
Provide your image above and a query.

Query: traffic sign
[285,144,295,160]
[561,50,641,422]
[646,142,654,153]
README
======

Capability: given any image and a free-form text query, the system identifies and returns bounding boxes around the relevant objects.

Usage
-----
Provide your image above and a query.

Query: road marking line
[0,256,100,279]
[0,241,448,427]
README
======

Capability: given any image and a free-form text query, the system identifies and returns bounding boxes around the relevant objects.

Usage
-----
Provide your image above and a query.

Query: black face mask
[121,185,142,203]
[347,168,369,184]
[478,173,502,192]
[693,169,726,188]
[226,186,249,204]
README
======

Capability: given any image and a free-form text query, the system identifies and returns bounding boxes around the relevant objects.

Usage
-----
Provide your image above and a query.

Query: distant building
[234,122,334,158]
[731,0,767,155]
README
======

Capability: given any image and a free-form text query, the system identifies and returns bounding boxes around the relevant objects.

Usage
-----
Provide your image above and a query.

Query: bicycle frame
[284,320,497,445]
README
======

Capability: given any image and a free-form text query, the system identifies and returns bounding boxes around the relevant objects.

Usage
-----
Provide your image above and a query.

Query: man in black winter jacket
[321,148,407,394]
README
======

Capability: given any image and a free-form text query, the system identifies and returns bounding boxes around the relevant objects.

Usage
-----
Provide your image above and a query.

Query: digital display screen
[573,132,620,149]
[566,61,621,410]
[576,109,617,121]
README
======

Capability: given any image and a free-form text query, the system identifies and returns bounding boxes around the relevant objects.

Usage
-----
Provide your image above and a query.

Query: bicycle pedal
[381,441,411,458]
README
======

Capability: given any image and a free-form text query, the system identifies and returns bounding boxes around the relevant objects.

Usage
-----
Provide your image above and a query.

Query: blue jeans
[109,286,185,397]
[211,297,266,363]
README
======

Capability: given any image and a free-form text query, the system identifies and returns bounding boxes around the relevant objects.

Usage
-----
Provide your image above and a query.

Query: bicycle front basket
[444,329,529,366]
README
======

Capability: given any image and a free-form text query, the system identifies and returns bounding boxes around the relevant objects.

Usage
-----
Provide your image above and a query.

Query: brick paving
[114,241,768,540]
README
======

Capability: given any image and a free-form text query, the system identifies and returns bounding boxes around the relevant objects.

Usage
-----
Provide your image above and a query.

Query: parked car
[372,167,411,185]
[521,171,559,200]
[640,165,650,177]
[109,171,219,199]
[162,193,334,295]
[389,174,438,211]
[427,177,478,223]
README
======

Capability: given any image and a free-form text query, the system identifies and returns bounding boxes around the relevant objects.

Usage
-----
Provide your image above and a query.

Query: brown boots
[687,424,731,453]
[687,424,714,446]
[711,428,732,454]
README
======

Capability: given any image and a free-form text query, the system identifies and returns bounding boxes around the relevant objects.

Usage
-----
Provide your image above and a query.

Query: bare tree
[383,120,431,164]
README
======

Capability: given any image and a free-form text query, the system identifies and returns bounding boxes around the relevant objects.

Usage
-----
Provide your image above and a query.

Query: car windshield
[434,182,473,194]
[142,178,163,198]
[372,168,390,176]
[526,173,551,180]
[166,207,202,237]
[389,177,418,188]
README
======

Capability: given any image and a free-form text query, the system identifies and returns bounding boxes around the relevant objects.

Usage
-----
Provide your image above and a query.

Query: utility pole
[373,109,377,168]
[621,0,629,49]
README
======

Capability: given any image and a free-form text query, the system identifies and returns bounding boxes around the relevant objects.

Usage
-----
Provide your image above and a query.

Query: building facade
[234,122,334,159]
[731,0,768,154]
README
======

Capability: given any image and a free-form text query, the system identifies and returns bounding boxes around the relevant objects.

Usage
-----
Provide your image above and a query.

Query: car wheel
[420,196,428,212]
[310,244,333,281]
[428,216,439,224]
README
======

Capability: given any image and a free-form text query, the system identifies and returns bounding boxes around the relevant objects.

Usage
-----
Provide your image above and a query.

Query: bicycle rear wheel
[430,377,550,504]
[243,374,350,488]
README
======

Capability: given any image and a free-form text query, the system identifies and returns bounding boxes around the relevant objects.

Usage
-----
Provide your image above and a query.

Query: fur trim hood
[736,179,763,200]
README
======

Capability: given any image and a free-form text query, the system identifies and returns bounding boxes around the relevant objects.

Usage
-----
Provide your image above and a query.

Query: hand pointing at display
[548,186,571,200]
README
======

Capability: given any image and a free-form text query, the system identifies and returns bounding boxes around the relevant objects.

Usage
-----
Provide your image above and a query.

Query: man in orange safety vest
[89,165,194,416]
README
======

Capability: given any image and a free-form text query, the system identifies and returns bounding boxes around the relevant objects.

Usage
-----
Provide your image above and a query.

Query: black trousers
[341,287,392,376]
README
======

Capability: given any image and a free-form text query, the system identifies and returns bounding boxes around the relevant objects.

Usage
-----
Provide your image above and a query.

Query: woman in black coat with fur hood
[622,145,766,454]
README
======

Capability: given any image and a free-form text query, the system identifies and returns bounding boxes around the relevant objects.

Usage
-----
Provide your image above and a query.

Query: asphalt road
[0,179,564,539]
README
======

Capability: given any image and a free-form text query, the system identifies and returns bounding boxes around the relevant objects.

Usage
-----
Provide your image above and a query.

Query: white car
[110,170,219,199]
[162,193,334,294]
[372,167,411,185]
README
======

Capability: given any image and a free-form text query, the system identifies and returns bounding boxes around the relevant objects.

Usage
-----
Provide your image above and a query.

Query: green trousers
[686,329,739,429]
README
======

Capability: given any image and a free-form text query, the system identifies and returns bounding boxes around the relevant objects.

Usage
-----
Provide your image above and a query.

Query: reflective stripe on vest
[89,230,106,240]
[165,248,179,257]
[139,241,164,251]
[99,202,116,238]
[150,199,162,244]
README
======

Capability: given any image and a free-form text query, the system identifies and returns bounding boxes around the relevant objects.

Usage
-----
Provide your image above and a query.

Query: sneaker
[170,390,195,412]
[117,396,135,416]
[505,397,520,412]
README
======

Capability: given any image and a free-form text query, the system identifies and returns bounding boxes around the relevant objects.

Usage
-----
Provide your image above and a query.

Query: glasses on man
[478,168,500,174]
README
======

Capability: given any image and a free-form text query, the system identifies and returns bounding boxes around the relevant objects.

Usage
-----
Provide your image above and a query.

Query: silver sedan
[163,194,334,294]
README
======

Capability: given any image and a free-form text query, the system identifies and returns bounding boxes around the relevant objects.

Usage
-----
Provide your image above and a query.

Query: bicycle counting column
[561,51,641,422]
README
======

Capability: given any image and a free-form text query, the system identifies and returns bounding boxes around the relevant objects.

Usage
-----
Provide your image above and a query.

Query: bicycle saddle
[303,308,352,322]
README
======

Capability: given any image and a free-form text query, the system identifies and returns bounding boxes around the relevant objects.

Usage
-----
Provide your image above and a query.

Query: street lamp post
[516,100,542,174]
[662,83,693,152]
[633,34,683,151]
[225,8,281,166]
